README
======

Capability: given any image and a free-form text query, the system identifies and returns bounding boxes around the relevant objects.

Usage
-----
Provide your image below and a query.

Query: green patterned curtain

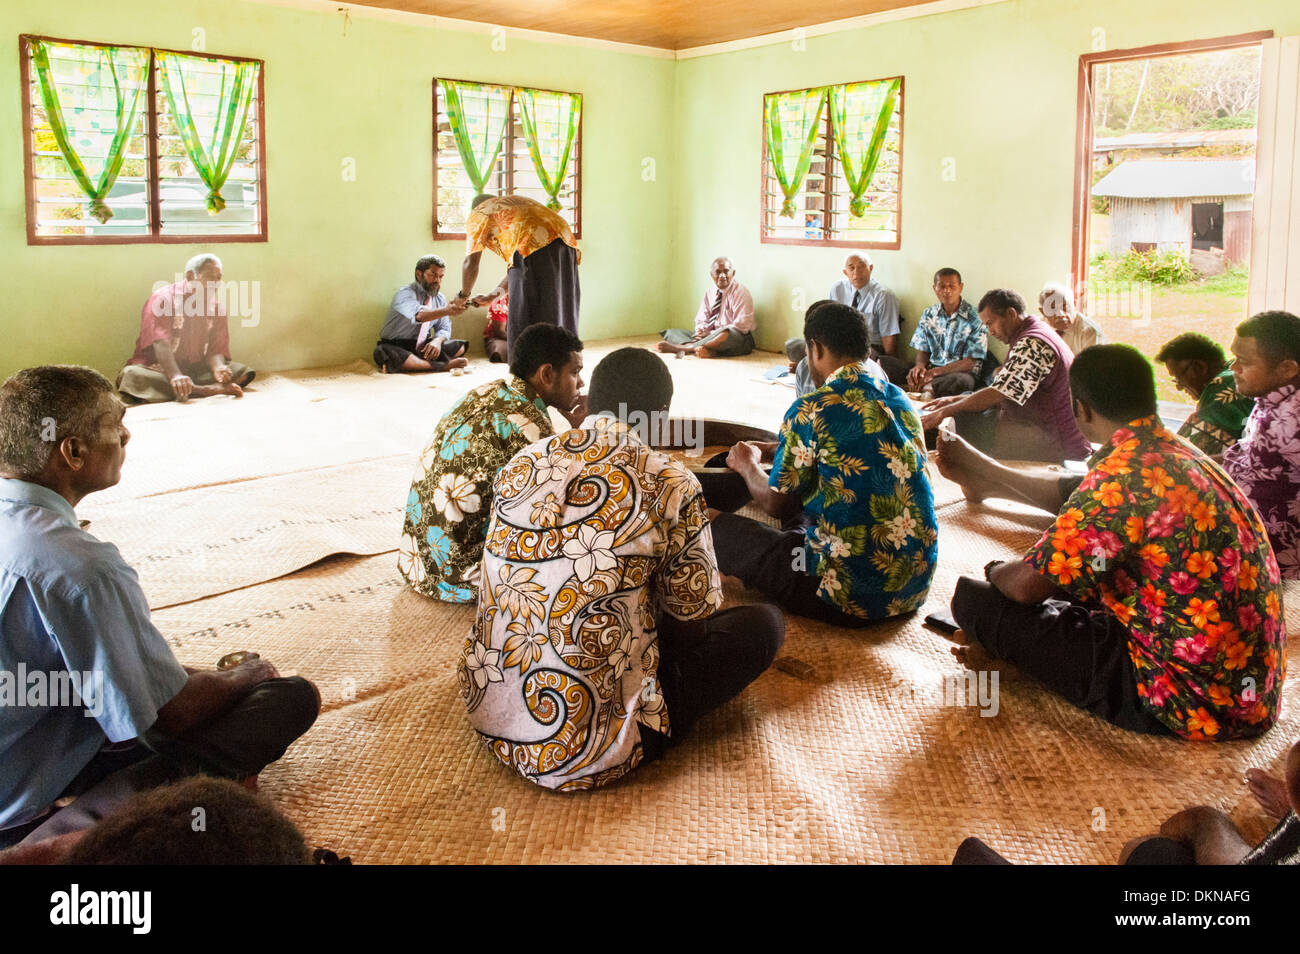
[516,88,581,211]
[441,80,511,194]
[156,51,258,214]
[765,87,828,218]
[29,39,148,224]
[830,79,900,218]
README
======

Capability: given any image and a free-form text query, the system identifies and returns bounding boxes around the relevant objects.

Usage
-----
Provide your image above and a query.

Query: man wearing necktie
[658,257,756,358]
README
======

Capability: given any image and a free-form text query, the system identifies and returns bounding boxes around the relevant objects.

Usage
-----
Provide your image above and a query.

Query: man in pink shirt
[117,254,254,403]
[658,256,755,358]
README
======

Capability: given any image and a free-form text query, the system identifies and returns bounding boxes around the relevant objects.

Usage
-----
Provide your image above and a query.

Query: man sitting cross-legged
[1155,332,1255,457]
[658,256,755,359]
[375,254,472,374]
[400,324,586,603]
[118,253,255,403]
[920,288,1091,462]
[713,302,938,627]
[906,267,988,397]
[1223,310,1300,579]
[0,366,319,850]
[459,348,784,790]
[940,344,1284,740]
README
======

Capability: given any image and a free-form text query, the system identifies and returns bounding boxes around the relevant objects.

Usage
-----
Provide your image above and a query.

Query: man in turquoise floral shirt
[400,325,585,602]
[714,302,938,626]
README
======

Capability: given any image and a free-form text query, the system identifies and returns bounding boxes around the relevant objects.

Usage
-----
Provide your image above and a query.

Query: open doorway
[1072,32,1270,404]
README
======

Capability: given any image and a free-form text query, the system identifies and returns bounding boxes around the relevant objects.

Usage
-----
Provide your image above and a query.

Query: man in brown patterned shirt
[460,348,784,790]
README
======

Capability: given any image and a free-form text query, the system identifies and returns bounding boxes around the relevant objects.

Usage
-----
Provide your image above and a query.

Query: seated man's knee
[748,603,786,665]
[950,575,989,628]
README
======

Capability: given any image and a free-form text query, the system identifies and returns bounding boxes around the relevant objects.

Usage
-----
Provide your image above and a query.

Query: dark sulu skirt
[506,238,580,359]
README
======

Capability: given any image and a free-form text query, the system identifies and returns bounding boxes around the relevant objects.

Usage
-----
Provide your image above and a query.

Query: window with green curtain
[516,88,581,212]
[433,78,581,238]
[441,80,511,194]
[761,76,904,249]
[21,34,266,244]
[27,39,149,227]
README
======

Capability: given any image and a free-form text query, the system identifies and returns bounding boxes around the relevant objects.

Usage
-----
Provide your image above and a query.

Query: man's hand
[476,288,504,305]
[235,656,280,683]
[906,365,931,391]
[563,394,588,428]
[726,441,762,474]
[447,297,468,316]
[212,365,233,385]
[422,339,443,360]
[170,374,195,400]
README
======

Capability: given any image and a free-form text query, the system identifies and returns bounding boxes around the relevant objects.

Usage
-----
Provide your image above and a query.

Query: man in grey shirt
[375,254,472,373]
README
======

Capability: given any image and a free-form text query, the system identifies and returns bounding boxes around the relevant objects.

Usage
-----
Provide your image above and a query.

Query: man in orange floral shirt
[942,344,1284,739]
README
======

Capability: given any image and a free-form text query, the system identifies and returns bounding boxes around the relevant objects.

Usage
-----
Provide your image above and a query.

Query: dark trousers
[373,337,468,373]
[950,577,1169,735]
[930,371,976,397]
[640,604,785,762]
[871,348,910,387]
[711,511,873,628]
[507,238,580,360]
[2,677,319,849]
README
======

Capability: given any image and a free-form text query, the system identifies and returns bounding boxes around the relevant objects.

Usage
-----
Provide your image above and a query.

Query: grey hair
[0,366,115,480]
[1038,281,1075,316]
[415,254,446,279]
[185,253,222,277]
[844,251,873,268]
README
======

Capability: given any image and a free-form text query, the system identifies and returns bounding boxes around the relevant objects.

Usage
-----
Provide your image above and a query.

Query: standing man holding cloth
[458,194,580,362]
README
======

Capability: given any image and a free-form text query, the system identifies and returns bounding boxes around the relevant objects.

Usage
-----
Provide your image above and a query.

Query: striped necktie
[709,289,724,328]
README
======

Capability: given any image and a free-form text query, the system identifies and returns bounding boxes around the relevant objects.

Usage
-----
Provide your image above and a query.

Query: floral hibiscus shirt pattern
[400,375,553,602]
[771,362,938,620]
[1223,382,1300,579]
[465,194,581,264]
[459,416,722,790]
[1025,416,1285,740]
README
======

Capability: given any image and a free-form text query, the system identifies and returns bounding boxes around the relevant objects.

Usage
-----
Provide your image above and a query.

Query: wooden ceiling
[345,0,941,50]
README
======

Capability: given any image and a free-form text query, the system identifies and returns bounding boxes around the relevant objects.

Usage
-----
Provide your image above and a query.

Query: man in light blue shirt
[826,251,908,385]
[0,366,319,849]
[374,254,472,373]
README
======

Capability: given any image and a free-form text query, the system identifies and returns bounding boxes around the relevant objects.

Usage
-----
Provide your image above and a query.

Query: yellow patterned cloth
[465,194,580,264]
[459,415,721,790]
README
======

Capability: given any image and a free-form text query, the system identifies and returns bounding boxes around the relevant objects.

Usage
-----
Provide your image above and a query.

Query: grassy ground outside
[1086,212,1249,401]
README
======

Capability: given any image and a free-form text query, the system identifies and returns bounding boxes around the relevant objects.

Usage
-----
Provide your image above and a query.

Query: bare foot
[696,345,715,359]
[934,430,1003,503]
[656,340,675,354]
[1245,768,1290,820]
[219,381,244,398]
[449,357,469,369]
[950,639,995,671]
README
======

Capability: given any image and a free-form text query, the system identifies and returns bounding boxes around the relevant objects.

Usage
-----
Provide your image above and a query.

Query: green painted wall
[669,0,1300,355]
[3,0,1295,380]
[0,0,676,379]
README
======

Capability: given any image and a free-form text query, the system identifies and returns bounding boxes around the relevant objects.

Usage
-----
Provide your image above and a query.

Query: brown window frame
[1070,31,1271,304]
[19,33,269,246]
[759,76,904,251]
[431,77,583,240]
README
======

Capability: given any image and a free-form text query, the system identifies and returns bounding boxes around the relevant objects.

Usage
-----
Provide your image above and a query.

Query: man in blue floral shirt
[906,268,988,396]
[400,325,585,602]
[713,303,938,625]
